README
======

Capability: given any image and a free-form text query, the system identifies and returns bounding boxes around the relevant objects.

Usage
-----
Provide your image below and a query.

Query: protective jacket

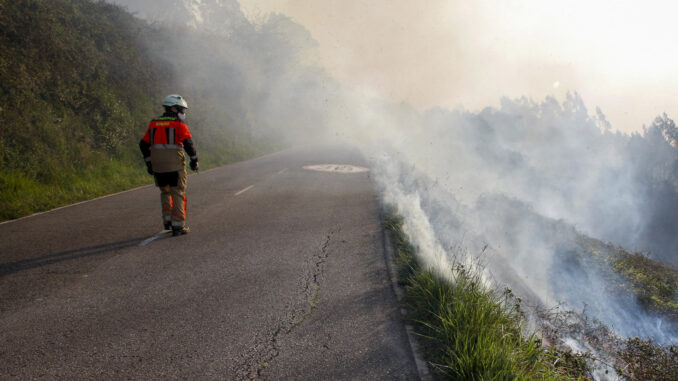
[139,112,197,173]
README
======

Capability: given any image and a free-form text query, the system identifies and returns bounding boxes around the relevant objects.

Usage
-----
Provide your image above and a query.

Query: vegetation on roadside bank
[0,0,261,220]
[384,209,678,380]
[1,0,317,221]
[384,210,592,380]
[0,0,155,219]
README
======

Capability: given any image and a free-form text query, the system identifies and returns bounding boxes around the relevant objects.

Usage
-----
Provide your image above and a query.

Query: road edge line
[380,208,433,381]
[0,184,154,226]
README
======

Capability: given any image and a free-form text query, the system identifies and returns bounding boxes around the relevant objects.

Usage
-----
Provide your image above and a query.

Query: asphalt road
[0,145,420,380]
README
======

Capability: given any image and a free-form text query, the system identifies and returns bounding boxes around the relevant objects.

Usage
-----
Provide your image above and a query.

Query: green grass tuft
[0,155,151,220]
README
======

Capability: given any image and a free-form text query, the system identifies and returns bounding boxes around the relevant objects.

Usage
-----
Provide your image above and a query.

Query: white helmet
[162,94,188,109]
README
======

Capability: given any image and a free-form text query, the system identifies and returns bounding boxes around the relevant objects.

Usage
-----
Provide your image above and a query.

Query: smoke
[108,0,339,148]
[108,0,678,345]
[364,95,678,265]
[363,97,678,344]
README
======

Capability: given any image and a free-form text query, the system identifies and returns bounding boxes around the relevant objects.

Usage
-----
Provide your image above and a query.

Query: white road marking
[302,164,370,173]
[139,231,168,246]
[235,185,254,196]
[0,184,154,225]
[277,168,288,174]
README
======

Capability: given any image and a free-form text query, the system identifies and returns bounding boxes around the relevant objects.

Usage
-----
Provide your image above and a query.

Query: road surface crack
[234,229,338,379]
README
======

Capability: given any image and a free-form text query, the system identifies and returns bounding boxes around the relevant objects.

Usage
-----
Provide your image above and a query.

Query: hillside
[0,0,160,219]
[0,0,327,220]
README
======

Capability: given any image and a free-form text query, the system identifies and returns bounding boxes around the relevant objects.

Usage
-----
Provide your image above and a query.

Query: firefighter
[140,94,199,236]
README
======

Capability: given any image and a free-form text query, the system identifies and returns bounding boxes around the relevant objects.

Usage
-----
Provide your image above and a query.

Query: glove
[145,161,153,175]
[190,158,199,172]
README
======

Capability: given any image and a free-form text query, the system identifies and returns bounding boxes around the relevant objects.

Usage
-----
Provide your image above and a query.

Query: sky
[239,0,678,134]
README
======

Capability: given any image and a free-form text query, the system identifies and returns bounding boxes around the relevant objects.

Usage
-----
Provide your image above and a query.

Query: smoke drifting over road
[109,0,678,344]
[371,96,678,266]
[363,96,678,343]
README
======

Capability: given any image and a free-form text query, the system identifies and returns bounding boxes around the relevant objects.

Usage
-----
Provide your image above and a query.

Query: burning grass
[616,337,678,380]
[579,235,678,319]
[580,240,678,380]
[384,210,592,380]
[385,209,678,380]
[610,249,678,318]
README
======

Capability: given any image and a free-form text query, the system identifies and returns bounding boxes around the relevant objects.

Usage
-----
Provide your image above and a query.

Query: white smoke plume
[361,96,678,344]
[108,0,678,346]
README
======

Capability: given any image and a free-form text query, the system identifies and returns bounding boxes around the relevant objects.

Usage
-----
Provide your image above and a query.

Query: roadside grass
[0,141,273,222]
[384,209,592,380]
[385,209,678,380]
[0,156,151,221]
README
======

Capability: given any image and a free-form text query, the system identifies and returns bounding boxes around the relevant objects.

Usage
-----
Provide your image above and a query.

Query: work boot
[163,221,171,230]
[172,226,190,236]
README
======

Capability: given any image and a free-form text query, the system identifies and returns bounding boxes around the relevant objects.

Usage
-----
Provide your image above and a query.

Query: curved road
[0,145,419,380]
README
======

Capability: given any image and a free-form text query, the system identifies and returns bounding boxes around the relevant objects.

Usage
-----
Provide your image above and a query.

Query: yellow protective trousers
[156,168,188,227]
